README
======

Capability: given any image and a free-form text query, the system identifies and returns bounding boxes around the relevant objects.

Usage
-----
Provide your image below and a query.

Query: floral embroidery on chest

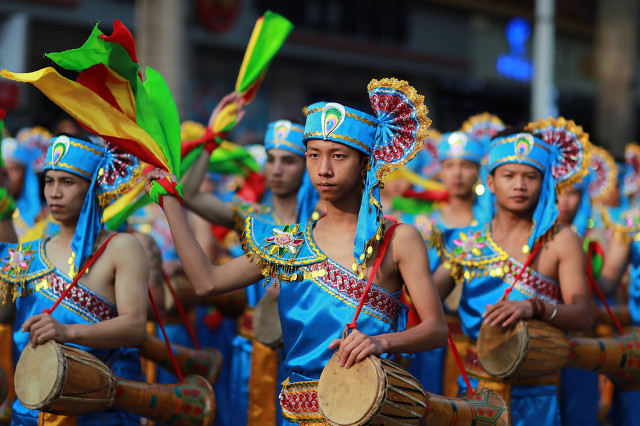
[39,272,117,322]
[453,230,487,260]
[1,244,37,303]
[413,213,436,242]
[2,244,36,278]
[265,224,304,257]
[304,260,401,324]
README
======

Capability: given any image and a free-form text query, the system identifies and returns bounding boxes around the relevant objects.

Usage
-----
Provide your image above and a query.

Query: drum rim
[478,319,530,379]
[16,340,67,410]
[318,354,386,425]
[253,294,283,348]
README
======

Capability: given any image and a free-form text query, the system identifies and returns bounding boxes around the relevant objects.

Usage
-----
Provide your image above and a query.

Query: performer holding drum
[433,120,594,426]
[181,93,320,425]
[147,78,449,425]
[0,134,150,425]
[594,142,640,425]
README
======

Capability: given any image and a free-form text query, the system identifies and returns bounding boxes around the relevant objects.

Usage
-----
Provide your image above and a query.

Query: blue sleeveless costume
[600,205,640,426]
[242,217,406,425]
[437,224,562,426]
[226,197,288,426]
[3,239,141,426]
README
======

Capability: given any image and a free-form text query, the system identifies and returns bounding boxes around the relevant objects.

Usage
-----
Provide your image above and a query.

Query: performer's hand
[207,92,246,129]
[21,313,70,348]
[482,300,533,328]
[328,329,384,369]
[144,168,177,195]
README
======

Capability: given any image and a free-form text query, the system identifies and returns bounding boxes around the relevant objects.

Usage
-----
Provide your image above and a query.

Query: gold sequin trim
[303,131,372,154]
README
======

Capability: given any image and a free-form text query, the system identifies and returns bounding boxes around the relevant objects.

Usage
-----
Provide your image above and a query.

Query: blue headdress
[264,119,319,222]
[571,175,592,237]
[587,145,617,203]
[43,135,142,276]
[16,126,52,173]
[438,131,485,164]
[623,143,640,206]
[459,112,506,149]
[498,117,591,252]
[414,129,441,179]
[2,137,42,227]
[459,113,506,223]
[303,78,430,275]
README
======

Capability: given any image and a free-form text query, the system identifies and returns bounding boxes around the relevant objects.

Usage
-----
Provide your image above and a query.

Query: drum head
[15,341,65,409]
[478,319,529,379]
[318,354,385,426]
[253,295,283,348]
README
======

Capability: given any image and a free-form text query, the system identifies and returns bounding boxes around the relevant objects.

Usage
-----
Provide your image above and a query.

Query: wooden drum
[253,295,283,349]
[478,319,570,379]
[14,340,116,415]
[318,354,428,425]
[15,341,216,425]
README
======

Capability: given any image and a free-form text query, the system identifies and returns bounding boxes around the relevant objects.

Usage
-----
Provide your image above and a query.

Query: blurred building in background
[0,0,637,155]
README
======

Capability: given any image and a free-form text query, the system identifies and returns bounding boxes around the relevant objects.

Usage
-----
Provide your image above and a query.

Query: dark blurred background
[0,0,637,157]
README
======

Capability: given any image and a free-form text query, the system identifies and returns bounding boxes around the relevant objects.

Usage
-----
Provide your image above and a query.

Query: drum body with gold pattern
[478,319,570,379]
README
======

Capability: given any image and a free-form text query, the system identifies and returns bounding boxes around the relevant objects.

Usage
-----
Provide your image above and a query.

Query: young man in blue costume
[407,130,488,396]
[0,134,149,425]
[181,94,319,425]
[146,78,448,425]
[596,143,640,426]
[433,123,594,426]
[2,136,47,241]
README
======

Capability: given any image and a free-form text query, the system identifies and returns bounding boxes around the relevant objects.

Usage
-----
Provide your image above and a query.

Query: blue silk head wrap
[2,137,41,227]
[571,176,592,237]
[44,135,141,276]
[438,131,485,164]
[623,144,640,208]
[264,120,318,221]
[488,132,558,251]
[303,78,430,273]
[264,120,305,156]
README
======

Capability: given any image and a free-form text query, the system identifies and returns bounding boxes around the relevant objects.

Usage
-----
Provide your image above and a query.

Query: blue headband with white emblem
[303,78,430,273]
[44,135,141,276]
[438,131,485,164]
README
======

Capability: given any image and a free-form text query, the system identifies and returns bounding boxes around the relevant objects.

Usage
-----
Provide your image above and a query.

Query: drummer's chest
[45,253,116,304]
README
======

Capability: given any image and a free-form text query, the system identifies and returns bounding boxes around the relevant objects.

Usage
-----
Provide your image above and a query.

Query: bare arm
[23,233,150,348]
[132,231,165,320]
[331,225,448,367]
[378,224,449,352]
[0,217,17,243]
[546,228,593,330]
[483,228,593,331]
[181,91,246,228]
[149,169,263,296]
[433,263,456,301]
[181,151,235,228]
[599,236,630,297]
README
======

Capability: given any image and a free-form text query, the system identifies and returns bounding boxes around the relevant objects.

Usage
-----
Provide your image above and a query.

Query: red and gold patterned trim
[279,379,326,425]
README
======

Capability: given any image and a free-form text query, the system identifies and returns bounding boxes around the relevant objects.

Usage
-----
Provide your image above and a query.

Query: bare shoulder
[390,222,423,243]
[389,223,427,258]
[548,225,583,254]
[102,232,146,259]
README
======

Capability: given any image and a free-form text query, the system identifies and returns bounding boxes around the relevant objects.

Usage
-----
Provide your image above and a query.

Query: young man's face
[44,170,90,224]
[305,139,367,203]
[557,187,582,226]
[487,163,542,214]
[264,148,306,198]
[4,160,25,199]
[439,158,480,198]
